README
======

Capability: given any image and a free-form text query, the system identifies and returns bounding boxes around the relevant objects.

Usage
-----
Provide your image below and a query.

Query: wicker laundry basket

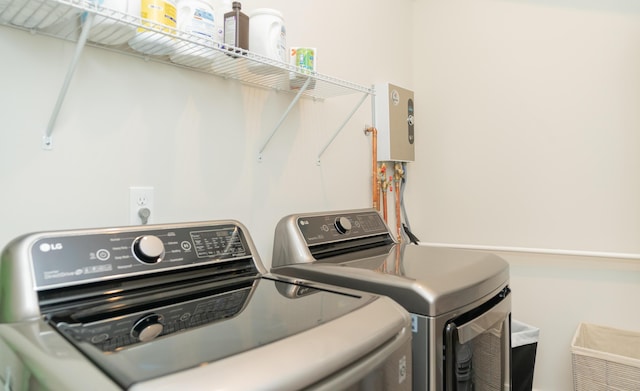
[571,323,640,391]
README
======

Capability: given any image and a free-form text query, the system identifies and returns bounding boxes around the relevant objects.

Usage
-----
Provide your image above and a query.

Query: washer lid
[54,277,401,389]
[273,244,509,317]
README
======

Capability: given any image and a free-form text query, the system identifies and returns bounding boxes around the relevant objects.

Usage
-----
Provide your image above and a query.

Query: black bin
[512,320,539,391]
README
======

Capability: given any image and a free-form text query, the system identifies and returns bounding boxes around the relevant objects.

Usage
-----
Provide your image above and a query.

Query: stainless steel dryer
[0,219,412,390]
[271,208,512,391]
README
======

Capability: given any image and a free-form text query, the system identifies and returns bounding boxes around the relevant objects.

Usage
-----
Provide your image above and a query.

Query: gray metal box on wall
[374,83,415,162]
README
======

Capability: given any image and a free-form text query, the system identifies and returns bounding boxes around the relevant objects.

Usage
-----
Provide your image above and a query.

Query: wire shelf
[0,0,373,100]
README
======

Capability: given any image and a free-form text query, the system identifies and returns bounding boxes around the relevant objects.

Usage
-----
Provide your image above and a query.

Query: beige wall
[410,0,640,389]
[410,0,640,253]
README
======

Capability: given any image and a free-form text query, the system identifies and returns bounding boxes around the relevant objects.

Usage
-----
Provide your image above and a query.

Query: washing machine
[0,219,412,390]
[271,208,512,391]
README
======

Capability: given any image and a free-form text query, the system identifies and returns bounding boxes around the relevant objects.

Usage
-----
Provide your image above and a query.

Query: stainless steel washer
[271,208,512,391]
[0,219,412,390]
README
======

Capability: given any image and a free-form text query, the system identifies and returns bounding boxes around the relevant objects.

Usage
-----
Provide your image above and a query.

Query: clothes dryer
[271,208,511,391]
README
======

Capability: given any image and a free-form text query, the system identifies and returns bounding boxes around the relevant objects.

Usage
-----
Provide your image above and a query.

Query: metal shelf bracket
[42,12,94,150]
[316,92,370,165]
[257,76,312,162]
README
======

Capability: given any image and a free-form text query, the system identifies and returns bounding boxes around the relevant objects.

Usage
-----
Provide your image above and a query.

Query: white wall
[410,0,640,390]
[0,0,414,261]
[410,0,640,254]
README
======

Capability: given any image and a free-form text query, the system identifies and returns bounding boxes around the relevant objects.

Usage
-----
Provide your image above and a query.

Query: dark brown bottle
[224,1,249,51]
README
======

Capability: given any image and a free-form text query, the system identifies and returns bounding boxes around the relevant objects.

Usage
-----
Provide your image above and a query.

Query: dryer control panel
[297,210,391,245]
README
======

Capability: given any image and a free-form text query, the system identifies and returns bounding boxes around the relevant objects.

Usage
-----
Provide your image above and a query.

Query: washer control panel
[297,210,391,245]
[30,223,251,289]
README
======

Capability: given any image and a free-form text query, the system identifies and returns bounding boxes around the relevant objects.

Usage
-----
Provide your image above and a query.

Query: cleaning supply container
[289,47,316,90]
[247,8,286,74]
[223,1,248,51]
[170,0,219,68]
[128,0,177,55]
[249,10,285,57]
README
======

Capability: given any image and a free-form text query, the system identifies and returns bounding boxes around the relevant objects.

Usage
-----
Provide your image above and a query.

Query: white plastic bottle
[170,0,218,67]
[249,9,286,61]
[248,8,286,74]
[210,0,231,44]
[128,0,177,55]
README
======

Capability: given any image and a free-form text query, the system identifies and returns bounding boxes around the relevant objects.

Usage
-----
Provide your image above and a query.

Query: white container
[249,8,286,61]
[128,0,177,55]
[83,0,139,46]
[248,8,286,74]
[210,0,230,43]
[170,0,219,67]
[0,0,76,28]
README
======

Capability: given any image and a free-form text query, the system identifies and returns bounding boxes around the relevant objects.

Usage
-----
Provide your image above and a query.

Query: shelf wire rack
[0,0,373,100]
[1,0,373,156]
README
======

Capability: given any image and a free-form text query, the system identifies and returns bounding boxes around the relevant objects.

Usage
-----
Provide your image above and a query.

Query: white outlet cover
[129,186,154,225]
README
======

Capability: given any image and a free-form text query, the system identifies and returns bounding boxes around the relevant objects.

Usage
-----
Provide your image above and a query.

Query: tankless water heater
[374,83,415,162]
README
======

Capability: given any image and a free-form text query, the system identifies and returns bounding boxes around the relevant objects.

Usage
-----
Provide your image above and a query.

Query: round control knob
[131,314,164,343]
[334,217,352,234]
[132,235,165,264]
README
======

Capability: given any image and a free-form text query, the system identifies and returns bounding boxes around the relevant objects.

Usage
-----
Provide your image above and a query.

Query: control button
[180,241,192,251]
[96,249,110,261]
[131,314,164,343]
[91,333,109,343]
[334,217,352,234]
[132,235,165,264]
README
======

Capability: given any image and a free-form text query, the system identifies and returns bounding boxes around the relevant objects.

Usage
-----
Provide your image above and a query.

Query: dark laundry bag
[512,320,540,391]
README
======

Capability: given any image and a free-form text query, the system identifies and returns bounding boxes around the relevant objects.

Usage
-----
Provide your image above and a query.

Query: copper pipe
[395,177,402,241]
[364,127,379,210]
[380,164,388,222]
[394,163,404,242]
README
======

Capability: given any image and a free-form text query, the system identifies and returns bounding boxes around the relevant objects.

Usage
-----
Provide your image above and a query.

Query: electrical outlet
[129,186,154,225]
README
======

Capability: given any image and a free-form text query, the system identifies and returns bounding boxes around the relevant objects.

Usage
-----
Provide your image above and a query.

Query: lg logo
[39,243,63,252]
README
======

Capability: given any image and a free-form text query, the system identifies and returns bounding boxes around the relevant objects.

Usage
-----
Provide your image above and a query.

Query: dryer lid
[274,244,508,317]
[270,208,508,317]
